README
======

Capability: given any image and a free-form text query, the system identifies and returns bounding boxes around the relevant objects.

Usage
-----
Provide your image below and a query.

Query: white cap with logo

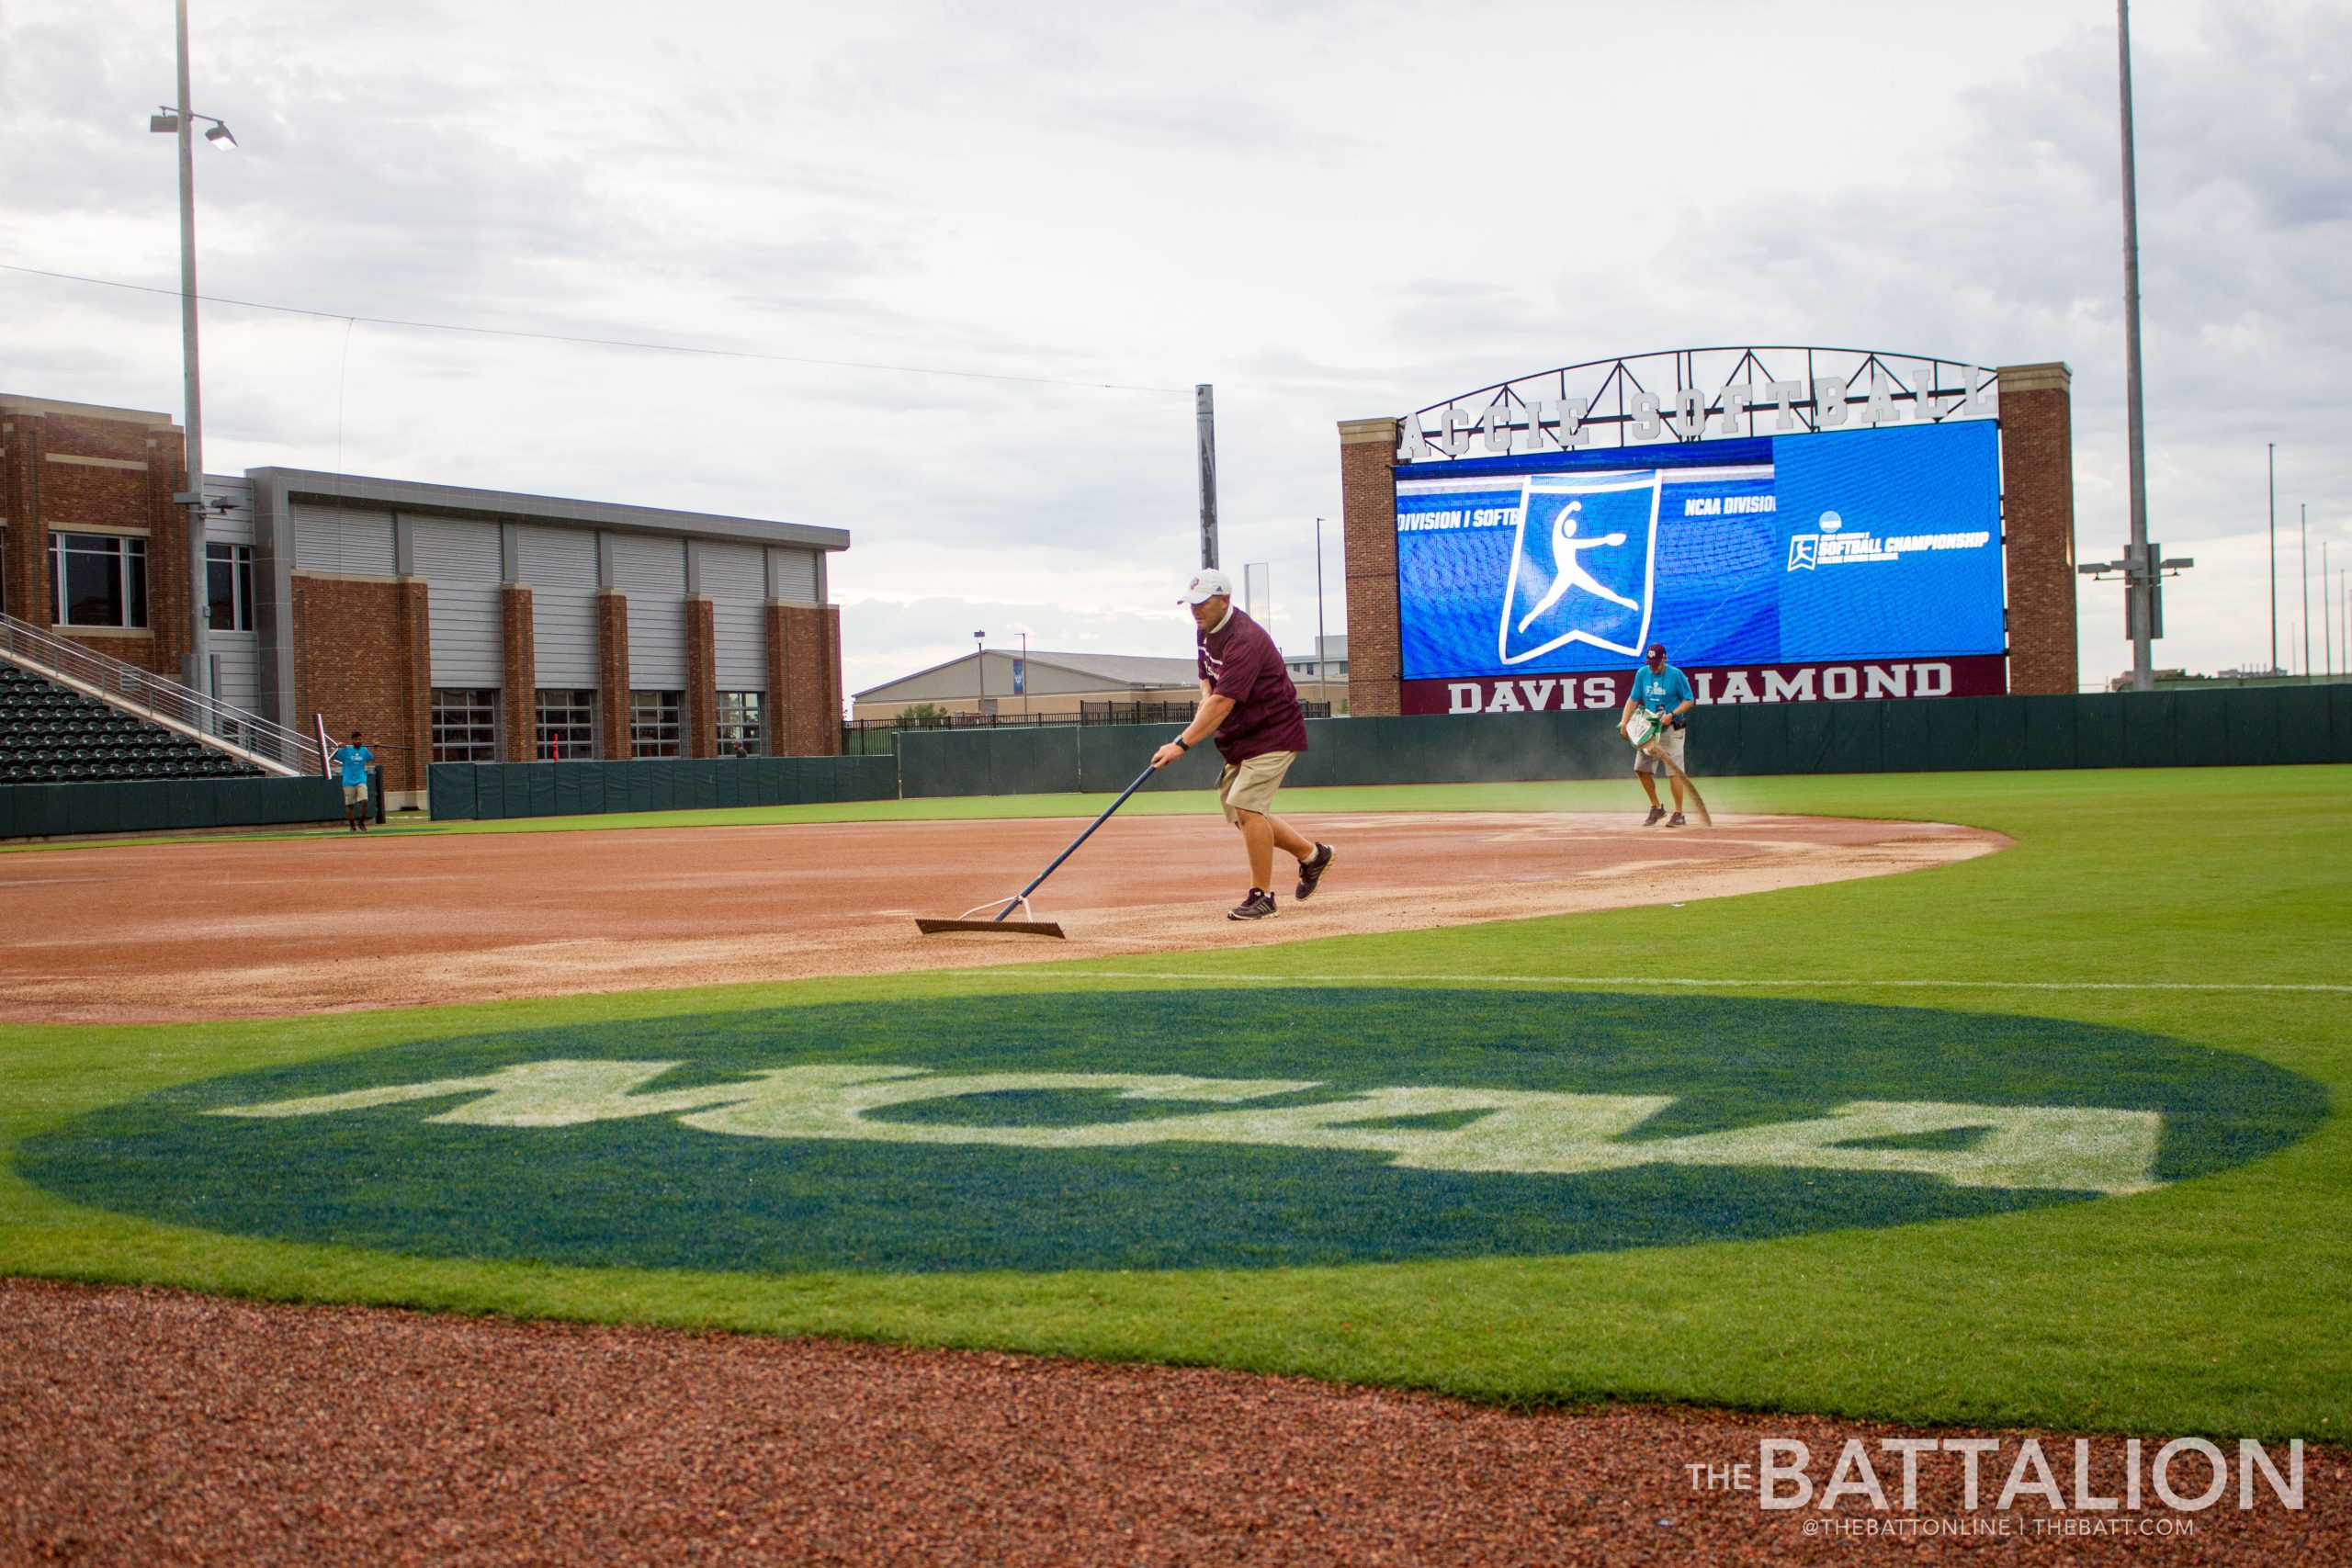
[1179,568,1236,605]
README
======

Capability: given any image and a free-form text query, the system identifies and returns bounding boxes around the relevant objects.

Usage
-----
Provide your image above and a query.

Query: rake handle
[995,761,1160,920]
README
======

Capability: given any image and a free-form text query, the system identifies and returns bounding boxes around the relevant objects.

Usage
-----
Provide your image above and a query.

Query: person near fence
[332,730,375,832]
[1622,642,1695,826]
[1150,569,1335,920]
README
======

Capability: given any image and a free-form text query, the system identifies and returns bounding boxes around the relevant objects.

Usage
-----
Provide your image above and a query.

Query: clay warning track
[2,1279,2337,1568]
[0,810,2001,1022]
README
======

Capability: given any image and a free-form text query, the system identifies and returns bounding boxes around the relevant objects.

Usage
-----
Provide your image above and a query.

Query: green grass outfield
[2,764,2346,1440]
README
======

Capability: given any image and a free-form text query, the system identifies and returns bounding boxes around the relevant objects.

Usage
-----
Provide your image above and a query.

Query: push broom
[1623,708,1712,827]
[915,761,1159,938]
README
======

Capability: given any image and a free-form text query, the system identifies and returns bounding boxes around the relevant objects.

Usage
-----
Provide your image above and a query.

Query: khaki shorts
[342,782,369,806]
[1217,750,1295,824]
[1634,725,1687,776]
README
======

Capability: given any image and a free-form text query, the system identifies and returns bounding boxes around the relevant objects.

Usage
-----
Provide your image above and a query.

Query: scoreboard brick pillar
[596,589,631,759]
[1338,416,1403,716]
[684,594,717,759]
[1997,362,2080,695]
[500,583,536,761]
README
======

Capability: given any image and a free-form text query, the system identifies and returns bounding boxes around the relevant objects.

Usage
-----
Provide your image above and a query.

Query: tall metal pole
[174,0,210,699]
[1195,383,1219,570]
[2301,504,2310,677]
[2267,444,2278,672]
[1313,515,1328,708]
[2117,0,2154,693]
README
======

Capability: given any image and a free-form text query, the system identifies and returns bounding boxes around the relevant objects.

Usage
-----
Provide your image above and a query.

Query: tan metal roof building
[853,649,1199,719]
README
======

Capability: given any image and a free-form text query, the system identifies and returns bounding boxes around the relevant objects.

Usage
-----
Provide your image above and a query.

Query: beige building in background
[854,637,1351,721]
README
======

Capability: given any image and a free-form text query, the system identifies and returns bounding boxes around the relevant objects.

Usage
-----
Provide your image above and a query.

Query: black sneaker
[1228,888,1277,921]
[1644,806,1666,827]
[1667,812,1687,828]
[1295,843,1335,901]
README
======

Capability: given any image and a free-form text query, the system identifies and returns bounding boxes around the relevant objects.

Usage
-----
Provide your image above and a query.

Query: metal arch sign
[1395,346,1999,464]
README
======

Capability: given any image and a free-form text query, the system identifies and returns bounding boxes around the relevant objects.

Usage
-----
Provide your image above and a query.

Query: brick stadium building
[1337,355,2080,716]
[2,394,848,807]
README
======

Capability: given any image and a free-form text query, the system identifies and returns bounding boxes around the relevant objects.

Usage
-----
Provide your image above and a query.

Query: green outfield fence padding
[424,755,898,821]
[0,775,346,840]
[882,684,2352,800]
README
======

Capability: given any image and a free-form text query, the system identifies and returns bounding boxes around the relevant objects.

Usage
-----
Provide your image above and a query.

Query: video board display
[1396,420,2004,682]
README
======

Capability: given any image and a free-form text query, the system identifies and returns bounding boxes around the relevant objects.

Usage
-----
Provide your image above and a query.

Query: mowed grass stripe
[0,764,2345,1439]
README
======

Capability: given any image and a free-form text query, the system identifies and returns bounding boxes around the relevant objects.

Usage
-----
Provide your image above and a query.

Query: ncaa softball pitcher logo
[1499,471,1662,664]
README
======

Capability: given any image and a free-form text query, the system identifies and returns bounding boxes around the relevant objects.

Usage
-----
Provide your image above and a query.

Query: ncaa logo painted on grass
[23,990,2322,1275]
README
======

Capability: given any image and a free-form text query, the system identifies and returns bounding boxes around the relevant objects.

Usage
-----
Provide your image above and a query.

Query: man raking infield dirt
[1152,568,1335,921]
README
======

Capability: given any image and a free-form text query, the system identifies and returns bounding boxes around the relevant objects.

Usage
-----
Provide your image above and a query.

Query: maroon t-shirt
[1197,607,1308,763]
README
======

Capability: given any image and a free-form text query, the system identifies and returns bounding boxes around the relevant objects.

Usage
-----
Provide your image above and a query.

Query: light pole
[973,630,986,718]
[1018,630,1028,719]
[2268,444,2278,672]
[149,0,235,704]
[2116,0,2155,692]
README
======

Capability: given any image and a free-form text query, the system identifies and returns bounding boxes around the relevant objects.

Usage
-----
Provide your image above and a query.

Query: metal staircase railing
[0,612,314,778]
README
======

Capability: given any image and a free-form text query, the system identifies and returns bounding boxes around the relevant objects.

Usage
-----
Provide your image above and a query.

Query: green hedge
[426,755,899,821]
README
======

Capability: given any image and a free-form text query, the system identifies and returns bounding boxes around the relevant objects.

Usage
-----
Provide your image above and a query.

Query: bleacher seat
[0,663,267,784]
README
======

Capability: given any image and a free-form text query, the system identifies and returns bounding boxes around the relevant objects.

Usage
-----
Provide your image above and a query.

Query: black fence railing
[842,700,1333,754]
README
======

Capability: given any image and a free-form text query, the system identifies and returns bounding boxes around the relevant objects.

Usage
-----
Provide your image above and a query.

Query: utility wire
[0,261,1191,395]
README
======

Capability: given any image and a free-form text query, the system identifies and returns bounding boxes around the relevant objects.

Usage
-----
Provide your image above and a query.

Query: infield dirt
[0,810,2001,1022]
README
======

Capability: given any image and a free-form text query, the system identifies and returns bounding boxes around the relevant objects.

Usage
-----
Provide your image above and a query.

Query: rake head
[914,894,1066,939]
[913,917,1066,938]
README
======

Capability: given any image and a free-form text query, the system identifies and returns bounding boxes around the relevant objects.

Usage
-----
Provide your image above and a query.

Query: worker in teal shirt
[332,731,375,833]
[1620,642,1696,826]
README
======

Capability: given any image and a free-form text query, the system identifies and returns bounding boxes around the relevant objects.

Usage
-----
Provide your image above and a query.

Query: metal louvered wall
[290,503,395,576]
[703,540,767,690]
[517,525,599,686]
[413,517,503,685]
[612,534,687,687]
[768,546,818,604]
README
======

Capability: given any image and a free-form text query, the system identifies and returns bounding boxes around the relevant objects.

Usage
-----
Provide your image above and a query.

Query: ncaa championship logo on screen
[1499,472,1661,664]
[1388,348,2012,714]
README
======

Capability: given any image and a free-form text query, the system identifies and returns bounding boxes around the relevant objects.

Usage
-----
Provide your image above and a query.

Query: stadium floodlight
[147,0,241,705]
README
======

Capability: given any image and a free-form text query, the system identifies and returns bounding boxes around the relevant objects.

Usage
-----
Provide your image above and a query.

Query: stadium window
[50,532,148,628]
[430,688,500,763]
[535,689,596,760]
[206,543,254,632]
[630,690,684,758]
[716,690,764,756]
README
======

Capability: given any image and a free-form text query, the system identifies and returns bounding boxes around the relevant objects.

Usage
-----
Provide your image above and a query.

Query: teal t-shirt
[1632,665,1693,715]
[334,745,374,786]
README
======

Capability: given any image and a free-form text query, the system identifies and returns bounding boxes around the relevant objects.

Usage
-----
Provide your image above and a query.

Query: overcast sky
[4,0,2347,695]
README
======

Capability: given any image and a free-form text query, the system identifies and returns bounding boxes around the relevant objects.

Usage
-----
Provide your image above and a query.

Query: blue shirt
[334,745,374,786]
[1631,665,1693,715]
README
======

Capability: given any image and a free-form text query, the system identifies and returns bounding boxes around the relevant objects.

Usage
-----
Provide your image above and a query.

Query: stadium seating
[0,664,266,784]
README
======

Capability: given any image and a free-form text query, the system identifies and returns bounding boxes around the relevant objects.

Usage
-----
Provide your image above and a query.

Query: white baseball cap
[1178,568,1236,604]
